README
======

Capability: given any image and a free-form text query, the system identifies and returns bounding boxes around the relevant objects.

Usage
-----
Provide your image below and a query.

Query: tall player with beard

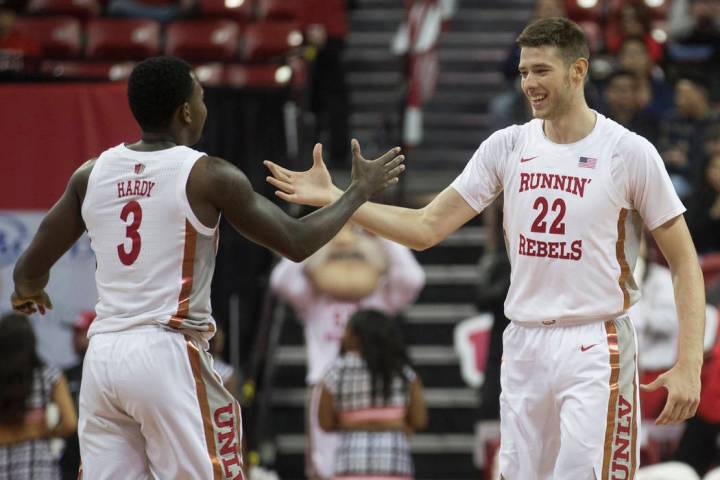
[264,17,705,479]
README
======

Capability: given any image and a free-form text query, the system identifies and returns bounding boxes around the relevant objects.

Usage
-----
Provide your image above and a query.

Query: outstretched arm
[195,144,404,262]
[642,214,704,425]
[265,141,477,250]
[12,160,94,314]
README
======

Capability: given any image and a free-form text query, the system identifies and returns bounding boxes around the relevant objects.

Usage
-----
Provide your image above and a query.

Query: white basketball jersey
[452,112,685,325]
[81,144,218,340]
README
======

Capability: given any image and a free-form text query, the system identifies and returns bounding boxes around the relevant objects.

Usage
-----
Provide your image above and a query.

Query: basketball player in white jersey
[263,18,706,479]
[10,56,405,479]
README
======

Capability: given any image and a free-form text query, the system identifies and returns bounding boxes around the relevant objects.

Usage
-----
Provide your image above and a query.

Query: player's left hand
[11,290,53,315]
[641,361,701,425]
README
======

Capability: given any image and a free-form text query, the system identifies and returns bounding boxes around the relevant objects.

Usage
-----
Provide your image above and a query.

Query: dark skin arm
[12,160,95,314]
[187,143,404,263]
[12,142,404,312]
[318,385,337,432]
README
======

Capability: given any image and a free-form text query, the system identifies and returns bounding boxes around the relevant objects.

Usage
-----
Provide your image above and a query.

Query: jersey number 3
[117,200,143,265]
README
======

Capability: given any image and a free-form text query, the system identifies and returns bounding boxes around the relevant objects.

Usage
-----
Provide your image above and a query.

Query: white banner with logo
[0,211,97,368]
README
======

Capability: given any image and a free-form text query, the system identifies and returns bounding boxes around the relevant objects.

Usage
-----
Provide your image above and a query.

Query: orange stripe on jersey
[602,320,620,479]
[186,338,224,479]
[615,209,631,310]
[169,221,197,328]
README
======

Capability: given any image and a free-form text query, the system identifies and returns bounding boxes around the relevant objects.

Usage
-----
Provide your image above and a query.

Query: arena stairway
[345,0,534,193]
[265,1,534,478]
[268,222,488,480]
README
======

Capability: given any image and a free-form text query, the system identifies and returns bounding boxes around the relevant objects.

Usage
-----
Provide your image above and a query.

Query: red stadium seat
[165,20,241,62]
[242,21,303,62]
[564,0,603,23]
[86,19,161,61]
[198,0,253,22]
[40,60,135,80]
[256,0,302,21]
[224,63,291,87]
[13,16,82,59]
[609,0,668,20]
[192,62,293,88]
[25,0,100,20]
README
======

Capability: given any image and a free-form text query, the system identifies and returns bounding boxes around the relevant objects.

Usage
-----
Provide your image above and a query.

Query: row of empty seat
[39,59,299,87]
[13,17,303,62]
[19,0,305,22]
[565,0,670,22]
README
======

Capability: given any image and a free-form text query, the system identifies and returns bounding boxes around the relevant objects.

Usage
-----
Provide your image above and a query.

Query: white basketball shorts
[499,315,640,480]
[78,326,244,479]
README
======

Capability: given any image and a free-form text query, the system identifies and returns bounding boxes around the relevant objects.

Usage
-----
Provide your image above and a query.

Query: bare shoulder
[70,158,97,203]
[188,155,254,210]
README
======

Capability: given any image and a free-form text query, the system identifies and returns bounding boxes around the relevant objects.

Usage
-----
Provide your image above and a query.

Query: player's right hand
[350,139,405,200]
[264,143,341,207]
[11,290,53,315]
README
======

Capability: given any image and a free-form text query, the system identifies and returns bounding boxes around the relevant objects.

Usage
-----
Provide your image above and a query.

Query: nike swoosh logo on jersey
[580,343,599,352]
[520,156,538,163]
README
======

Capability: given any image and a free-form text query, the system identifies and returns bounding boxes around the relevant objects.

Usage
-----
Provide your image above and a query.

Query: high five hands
[264,139,405,206]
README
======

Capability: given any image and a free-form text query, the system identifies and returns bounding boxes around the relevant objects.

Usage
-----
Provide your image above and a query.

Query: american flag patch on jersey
[578,156,597,169]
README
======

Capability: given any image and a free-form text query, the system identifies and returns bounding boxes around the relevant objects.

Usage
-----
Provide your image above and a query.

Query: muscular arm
[334,186,478,251]
[651,215,705,367]
[13,160,94,304]
[193,156,370,262]
[644,214,705,424]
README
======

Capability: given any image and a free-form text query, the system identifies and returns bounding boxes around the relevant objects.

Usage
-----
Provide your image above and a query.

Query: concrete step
[276,433,476,454]
[439,31,516,48]
[275,345,460,367]
[271,387,478,408]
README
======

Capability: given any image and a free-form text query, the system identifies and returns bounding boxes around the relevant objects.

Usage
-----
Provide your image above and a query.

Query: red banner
[0,82,139,209]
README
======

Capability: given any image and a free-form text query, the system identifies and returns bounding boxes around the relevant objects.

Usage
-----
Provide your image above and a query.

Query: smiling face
[518,45,583,121]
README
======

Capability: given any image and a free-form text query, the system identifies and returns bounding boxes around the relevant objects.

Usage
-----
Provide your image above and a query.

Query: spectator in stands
[270,223,424,480]
[657,74,720,200]
[59,311,94,480]
[617,36,674,116]
[0,1,39,73]
[107,0,194,24]
[0,312,77,477]
[605,1,663,62]
[305,0,350,166]
[318,309,427,479]
[392,0,455,148]
[668,0,720,102]
[600,68,659,143]
[686,150,720,255]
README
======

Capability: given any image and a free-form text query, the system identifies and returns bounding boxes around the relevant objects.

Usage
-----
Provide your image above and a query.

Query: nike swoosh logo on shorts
[520,156,538,163]
[580,343,599,352]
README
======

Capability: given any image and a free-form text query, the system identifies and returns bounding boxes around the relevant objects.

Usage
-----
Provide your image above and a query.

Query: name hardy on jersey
[117,180,156,198]
[518,172,592,262]
[214,403,243,479]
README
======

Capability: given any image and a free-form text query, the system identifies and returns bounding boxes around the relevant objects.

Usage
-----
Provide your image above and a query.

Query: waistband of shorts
[88,323,179,337]
[511,312,630,328]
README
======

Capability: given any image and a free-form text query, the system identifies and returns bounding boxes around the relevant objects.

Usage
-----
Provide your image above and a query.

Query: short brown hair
[516,17,589,65]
